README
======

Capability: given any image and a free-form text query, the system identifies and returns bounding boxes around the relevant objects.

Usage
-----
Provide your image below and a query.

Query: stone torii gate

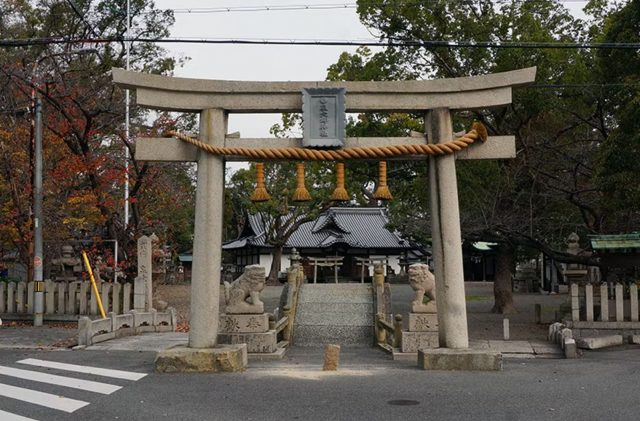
[113,67,535,366]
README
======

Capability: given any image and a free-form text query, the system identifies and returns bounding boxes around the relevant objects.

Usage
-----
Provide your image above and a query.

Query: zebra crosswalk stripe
[17,358,147,381]
[0,365,122,395]
[0,383,89,413]
[0,409,39,421]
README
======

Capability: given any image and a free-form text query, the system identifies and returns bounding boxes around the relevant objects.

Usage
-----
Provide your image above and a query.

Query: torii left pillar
[189,109,226,348]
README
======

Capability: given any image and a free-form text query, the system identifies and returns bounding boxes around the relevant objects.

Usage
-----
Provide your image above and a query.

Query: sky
[152,0,379,138]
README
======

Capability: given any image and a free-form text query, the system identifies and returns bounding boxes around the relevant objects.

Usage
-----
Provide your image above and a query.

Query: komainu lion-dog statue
[223,264,266,314]
[408,263,437,313]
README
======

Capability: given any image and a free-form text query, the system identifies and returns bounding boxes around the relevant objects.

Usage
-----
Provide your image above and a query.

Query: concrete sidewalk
[79,331,562,359]
[0,325,77,349]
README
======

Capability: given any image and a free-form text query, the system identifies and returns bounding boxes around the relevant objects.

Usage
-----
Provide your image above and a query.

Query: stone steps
[293,284,374,347]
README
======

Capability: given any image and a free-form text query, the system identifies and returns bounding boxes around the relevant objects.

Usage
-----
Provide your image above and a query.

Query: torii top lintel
[111,67,536,113]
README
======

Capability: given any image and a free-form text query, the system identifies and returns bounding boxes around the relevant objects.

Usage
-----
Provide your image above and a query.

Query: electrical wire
[1,36,639,49]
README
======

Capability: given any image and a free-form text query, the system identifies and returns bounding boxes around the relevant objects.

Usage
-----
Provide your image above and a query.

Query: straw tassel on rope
[330,162,349,201]
[373,161,393,200]
[292,163,311,202]
[250,162,271,202]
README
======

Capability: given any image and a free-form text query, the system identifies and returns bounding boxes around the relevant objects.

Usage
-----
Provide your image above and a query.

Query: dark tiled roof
[223,207,416,251]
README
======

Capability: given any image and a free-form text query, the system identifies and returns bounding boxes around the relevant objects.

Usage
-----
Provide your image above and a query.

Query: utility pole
[30,48,95,326]
[33,95,44,326]
[124,0,131,227]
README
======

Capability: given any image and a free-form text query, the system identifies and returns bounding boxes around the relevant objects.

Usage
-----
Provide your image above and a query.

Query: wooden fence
[0,280,135,320]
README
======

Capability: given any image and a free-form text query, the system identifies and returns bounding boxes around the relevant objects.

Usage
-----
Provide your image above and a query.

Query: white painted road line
[0,383,88,413]
[0,365,122,395]
[0,409,39,421]
[17,358,147,381]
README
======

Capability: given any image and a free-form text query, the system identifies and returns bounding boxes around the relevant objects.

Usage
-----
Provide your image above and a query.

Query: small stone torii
[113,67,535,356]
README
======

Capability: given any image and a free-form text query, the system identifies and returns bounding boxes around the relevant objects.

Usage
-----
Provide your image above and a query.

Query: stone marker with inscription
[134,235,153,312]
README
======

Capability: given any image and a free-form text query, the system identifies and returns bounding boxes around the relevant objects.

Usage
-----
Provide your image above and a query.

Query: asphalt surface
[1,345,639,421]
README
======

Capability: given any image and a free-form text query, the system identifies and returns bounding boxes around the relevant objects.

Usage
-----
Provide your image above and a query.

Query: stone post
[426,109,469,349]
[78,316,92,346]
[393,314,403,348]
[630,283,638,322]
[615,283,624,321]
[600,283,609,322]
[136,235,153,311]
[585,283,594,321]
[189,108,226,349]
[570,283,579,321]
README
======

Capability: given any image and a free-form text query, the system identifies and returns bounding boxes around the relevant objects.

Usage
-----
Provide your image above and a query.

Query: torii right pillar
[427,108,469,349]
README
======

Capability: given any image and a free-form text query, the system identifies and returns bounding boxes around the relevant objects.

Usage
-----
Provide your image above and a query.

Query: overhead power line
[167,0,591,14]
[1,36,639,50]
[170,3,357,13]
[43,0,594,18]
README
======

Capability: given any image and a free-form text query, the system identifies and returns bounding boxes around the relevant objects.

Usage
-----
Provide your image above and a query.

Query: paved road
[1,346,639,421]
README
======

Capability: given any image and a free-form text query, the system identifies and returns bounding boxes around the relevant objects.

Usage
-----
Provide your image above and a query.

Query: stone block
[401,331,439,353]
[630,335,640,345]
[576,335,623,350]
[323,344,341,371]
[294,325,373,347]
[218,330,278,353]
[155,344,247,373]
[408,313,438,332]
[564,338,578,359]
[295,308,373,326]
[219,313,269,333]
[559,328,573,349]
[417,348,502,371]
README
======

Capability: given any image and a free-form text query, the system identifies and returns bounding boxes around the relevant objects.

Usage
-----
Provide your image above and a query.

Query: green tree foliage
[310,0,640,311]
[594,0,640,232]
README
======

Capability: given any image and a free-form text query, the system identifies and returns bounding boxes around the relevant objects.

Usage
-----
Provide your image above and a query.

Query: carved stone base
[411,301,437,314]
[401,331,439,353]
[220,313,269,333]
[225,302,264,314]
[408,313,439,332]
[218,329,278,353]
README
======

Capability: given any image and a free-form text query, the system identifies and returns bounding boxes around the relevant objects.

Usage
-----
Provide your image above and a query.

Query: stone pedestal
[217,313,280,354]
[218,330,278,353]
[220,314,269,333]
[401,312,440,353]
[408,313,439,331]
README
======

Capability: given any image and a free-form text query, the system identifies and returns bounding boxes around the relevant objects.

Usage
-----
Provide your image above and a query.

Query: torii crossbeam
[113,67,536,354]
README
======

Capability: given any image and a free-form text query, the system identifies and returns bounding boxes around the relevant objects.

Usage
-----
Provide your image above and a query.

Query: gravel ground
[154,281,569,342]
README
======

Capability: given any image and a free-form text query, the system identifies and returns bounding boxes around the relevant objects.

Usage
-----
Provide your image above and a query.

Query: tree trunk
[267,246,283,285]
[491,244,517,314]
